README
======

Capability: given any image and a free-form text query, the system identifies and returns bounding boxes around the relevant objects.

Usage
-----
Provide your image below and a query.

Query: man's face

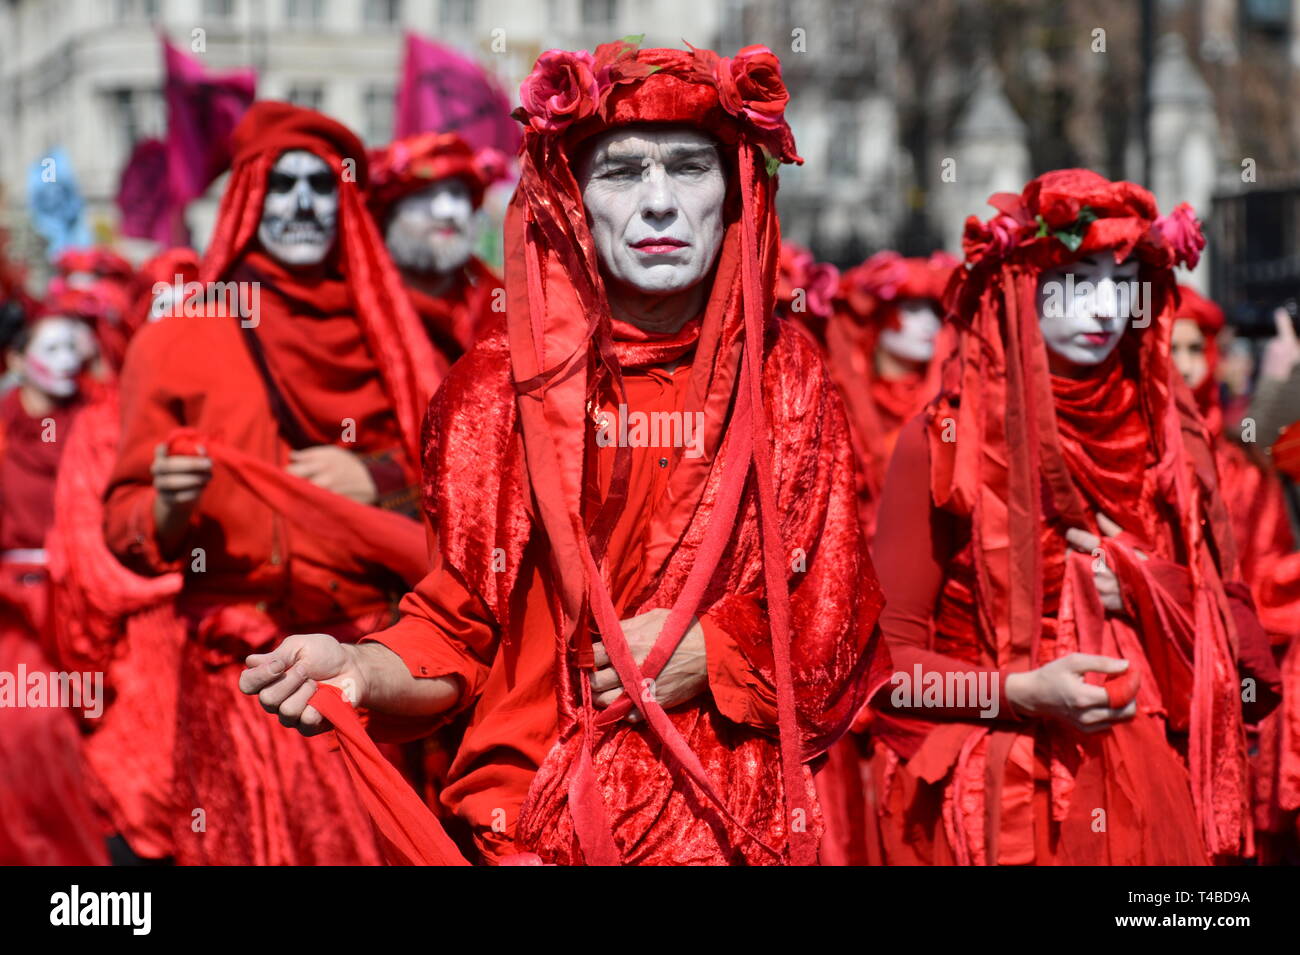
[13,317,88,398]
[879,299,940,363]
[577,126,726,296]
[258,150,339,267]
[1171,317,1210,389]
[384,179,476,275]
[1036,254,1139,369]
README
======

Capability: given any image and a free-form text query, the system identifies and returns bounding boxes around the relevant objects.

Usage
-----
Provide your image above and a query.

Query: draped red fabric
[0,390,108,865]
[870,169,1257,863]
[46,386,184,859]
[404,256,503,360]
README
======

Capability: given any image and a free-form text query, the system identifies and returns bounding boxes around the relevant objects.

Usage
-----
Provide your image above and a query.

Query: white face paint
[22,317,87,398]
[577,126,726,296]
[879,299,941,363]
[384,179,476,275]
[1036,254,1140,370]
[257,150,339,267]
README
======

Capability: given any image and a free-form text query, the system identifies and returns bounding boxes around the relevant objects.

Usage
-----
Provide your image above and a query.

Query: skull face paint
[257,150,339,267]
[1036,254,1141,371]
[21,317,88,399]
[384,179,476,275]
[879,299,941,363]
[577,126,726,297]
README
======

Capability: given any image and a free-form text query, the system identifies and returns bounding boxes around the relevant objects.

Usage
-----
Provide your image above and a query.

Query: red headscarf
[839,249,959,329]
[494,41,845,864]
[775,240,839,332]
[1174,283,1226,431]
[937,169,1250,858]
[366,131,507,223]
[201,101,440,465]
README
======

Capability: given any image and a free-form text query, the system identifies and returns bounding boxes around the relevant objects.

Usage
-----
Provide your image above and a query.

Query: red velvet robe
[0,387,108,865]
[361,319,885,864]
[103,254,422,865]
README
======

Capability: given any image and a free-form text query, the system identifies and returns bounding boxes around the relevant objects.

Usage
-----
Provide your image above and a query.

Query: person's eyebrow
[661,144,718,162]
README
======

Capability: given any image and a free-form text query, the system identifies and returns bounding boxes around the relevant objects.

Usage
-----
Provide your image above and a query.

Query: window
[115,0,160,22]
[828,108,859,177]
[364,85,395,145]
[286,83,325,111]
[285,0,324,28]
[363,0,399,26]
[580,0,617,27]
[439,0,475,29]
[204,0,235,20]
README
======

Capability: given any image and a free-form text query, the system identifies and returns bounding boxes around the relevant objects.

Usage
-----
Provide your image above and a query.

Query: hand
[590,608,708,722]
[286,445,377,505]
[151,442,212,550]
[238,633,365,737]
[1260,307,1300,383]
[1004,653,1138,733]
[1065,512,1143,613]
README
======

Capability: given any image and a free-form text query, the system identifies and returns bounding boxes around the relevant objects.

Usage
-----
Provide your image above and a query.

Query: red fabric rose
[713,45,789,131]
[518,49,600,133]
[962,213,1028,265]
[1151,202,1206,270]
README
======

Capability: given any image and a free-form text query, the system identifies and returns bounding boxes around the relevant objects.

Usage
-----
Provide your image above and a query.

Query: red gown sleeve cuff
[700,612,779,730]
[359,616,486,741]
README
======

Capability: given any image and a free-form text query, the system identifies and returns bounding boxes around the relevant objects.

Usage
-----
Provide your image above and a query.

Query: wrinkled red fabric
[0,390,108,865]
[405,256,503,362]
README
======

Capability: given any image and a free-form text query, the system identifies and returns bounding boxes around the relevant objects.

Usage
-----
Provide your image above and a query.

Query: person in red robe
[0,297,108,865]
[820,250,958,540]
[1169,284,1300,863]
[103,102,441,865]
[867,170,1281,865]
[242,40,889,866]
[368,132,505,364]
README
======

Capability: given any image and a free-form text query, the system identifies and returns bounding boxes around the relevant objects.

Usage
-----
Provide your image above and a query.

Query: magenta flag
[119,38,256,244]
[394,33,520,156]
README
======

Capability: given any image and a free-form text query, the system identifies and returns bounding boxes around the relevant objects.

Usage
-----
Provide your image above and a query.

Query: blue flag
[27,147,92,260]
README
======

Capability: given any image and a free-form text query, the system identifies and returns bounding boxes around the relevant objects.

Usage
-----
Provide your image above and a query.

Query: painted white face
[22,317,87,398]
[385,179,476,275]
[1036,254,1140,369]
[879,299,940,363]
[257,150,339,267]
[577,126,726,296]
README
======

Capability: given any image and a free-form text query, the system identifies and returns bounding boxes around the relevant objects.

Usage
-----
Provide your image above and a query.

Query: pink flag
[119,38,256,245]
[394,33,520,156]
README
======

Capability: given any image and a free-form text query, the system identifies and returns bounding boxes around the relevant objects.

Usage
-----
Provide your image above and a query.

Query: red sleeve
[102,330,188,576]
[360,538,498,742]
[871,416,1020,721]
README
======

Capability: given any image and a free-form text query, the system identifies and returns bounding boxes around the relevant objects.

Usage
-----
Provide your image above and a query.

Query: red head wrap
[838,249,959,330]
[936,170,1249,859]
[200,101,440,464]
[366,132,506,222]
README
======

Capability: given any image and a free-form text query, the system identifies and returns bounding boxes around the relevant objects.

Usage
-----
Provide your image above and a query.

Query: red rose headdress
[366,131,508,222]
